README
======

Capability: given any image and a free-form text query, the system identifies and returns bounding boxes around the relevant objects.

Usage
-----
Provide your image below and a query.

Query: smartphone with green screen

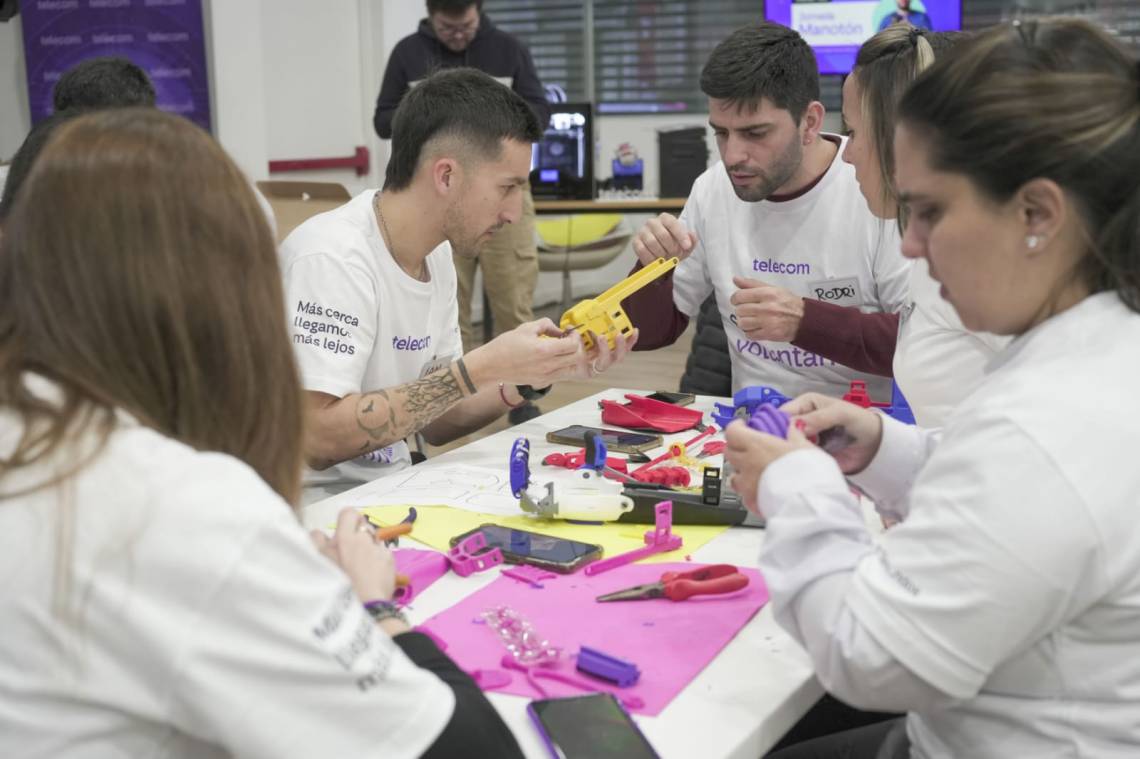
[528,694,659,759]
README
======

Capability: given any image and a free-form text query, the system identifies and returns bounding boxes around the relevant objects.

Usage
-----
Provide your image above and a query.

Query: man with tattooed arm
[280,69,636,501]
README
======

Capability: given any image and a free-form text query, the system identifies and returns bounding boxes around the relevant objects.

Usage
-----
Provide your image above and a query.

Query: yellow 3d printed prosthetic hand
[559,257,679,350]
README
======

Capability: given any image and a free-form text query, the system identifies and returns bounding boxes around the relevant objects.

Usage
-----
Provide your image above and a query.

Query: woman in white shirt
[747,25,1005,429]
[729,18,1140,759]
[841,25,1007,427]
[0,108,522,758]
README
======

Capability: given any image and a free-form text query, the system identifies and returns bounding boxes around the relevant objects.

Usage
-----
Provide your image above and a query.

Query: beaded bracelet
[363,599,408,625]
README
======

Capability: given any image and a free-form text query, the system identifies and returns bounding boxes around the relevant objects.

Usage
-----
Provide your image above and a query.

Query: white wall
[204,0,268,181]
[0,19,30,161]
[255,0,407,194]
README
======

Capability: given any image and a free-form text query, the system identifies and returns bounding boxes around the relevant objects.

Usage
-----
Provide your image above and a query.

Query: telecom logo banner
[21,0,211,131]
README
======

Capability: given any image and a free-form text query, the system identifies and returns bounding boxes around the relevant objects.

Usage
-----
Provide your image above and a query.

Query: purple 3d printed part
[576,646,641,687]
[509,437,531,497]
[747,404,791,438]
[711,385,791,428]
[502,655,646,709]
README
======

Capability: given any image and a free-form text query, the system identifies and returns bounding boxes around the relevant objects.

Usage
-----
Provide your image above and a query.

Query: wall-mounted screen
[765,0,963,75]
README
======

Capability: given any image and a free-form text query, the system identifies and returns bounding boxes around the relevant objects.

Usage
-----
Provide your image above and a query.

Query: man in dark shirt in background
[374,0,550,424]
[2,57,155,218]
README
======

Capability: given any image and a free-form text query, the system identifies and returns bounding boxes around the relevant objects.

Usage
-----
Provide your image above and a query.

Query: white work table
[303,389,822,759]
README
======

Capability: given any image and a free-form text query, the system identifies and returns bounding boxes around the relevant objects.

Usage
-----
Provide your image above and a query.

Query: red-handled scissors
[595,564,749,602]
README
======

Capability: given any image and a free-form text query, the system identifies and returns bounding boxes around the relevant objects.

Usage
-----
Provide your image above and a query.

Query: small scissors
[364,508,417,546]
[595,564,749,602]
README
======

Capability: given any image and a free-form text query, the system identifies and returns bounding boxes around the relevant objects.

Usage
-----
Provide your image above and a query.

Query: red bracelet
[499,382,525,409]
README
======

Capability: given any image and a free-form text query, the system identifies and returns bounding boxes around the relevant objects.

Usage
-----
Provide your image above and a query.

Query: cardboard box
[257,181,351,242]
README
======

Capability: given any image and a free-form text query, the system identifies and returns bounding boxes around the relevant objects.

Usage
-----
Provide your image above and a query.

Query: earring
[1026,235,1042,250]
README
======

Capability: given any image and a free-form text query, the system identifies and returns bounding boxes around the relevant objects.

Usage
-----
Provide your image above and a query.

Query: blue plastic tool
[737,385,791,409]
[884,380,916,425]
[576,646,641,687]
[581,433,608,472]
[711,385,791,429]
[509,437,531,497]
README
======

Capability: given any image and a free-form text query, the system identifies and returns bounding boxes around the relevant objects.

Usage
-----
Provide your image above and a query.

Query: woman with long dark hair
[0,109,521,758]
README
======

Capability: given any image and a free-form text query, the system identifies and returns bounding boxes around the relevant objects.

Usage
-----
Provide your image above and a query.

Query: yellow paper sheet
[360,504,730,564]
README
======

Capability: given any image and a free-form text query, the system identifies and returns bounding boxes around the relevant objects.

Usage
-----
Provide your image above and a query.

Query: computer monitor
[529,103,594,200]
[765,0,963,75]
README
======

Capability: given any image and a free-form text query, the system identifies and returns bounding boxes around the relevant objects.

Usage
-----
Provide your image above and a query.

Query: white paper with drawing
[347,465,520,516]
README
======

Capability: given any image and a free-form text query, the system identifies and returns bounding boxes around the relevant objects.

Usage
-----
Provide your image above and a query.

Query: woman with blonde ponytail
[849,26,1009,428]
[732,18,1140,758]
[789,24,1008,427]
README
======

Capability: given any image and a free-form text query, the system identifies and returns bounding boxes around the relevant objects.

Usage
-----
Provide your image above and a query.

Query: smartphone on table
[528,694,660,759]
[449,524,603,574]
[546,424,661,454]
[644,390,696,406]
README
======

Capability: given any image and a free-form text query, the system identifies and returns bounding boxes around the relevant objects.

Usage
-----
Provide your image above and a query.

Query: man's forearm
[421,385,519,446]
[306,362,470,468]
[623,261,691,350]
[791,300,899,377]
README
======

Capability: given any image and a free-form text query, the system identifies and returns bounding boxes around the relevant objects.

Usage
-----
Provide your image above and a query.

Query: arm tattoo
[355,365,464,447]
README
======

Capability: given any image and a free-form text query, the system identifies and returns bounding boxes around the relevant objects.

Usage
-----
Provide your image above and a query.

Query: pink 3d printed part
[391,548,451,605]
[500,655,645,710]
[583,501,682,576]
[501,565,557,588]
[448,532,504,577]
[600,393,704,434]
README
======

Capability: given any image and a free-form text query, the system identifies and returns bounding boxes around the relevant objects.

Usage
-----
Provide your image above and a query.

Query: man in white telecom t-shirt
[281,69,635,500]
[624,23,910,400]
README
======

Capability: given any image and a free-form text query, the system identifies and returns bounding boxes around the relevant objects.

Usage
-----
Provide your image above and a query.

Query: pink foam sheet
[393,548,451,605]
[420,563,769,716]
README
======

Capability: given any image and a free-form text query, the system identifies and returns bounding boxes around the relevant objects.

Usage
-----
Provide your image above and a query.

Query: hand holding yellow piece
[559,257,679,350]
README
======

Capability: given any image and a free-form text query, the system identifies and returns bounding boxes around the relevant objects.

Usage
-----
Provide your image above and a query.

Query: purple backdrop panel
[21,0,211,131]
[420,562,769,716]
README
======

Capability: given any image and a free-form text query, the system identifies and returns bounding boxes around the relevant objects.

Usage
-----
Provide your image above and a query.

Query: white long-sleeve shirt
[0,380,454,758]
[757,292,1140,758]
[892,257,1009,428]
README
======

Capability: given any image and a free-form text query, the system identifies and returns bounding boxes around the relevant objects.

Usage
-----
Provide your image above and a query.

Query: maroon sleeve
[791,299,899,377]
[620,261,691,350]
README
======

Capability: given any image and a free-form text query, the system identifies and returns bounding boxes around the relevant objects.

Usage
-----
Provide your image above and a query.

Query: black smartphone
[546,424,661,454]
[644,391,696,406]
[528,694,660,759]
[449,524,603,574]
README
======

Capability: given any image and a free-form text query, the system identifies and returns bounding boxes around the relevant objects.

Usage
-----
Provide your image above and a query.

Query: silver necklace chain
[373,193,427,283]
